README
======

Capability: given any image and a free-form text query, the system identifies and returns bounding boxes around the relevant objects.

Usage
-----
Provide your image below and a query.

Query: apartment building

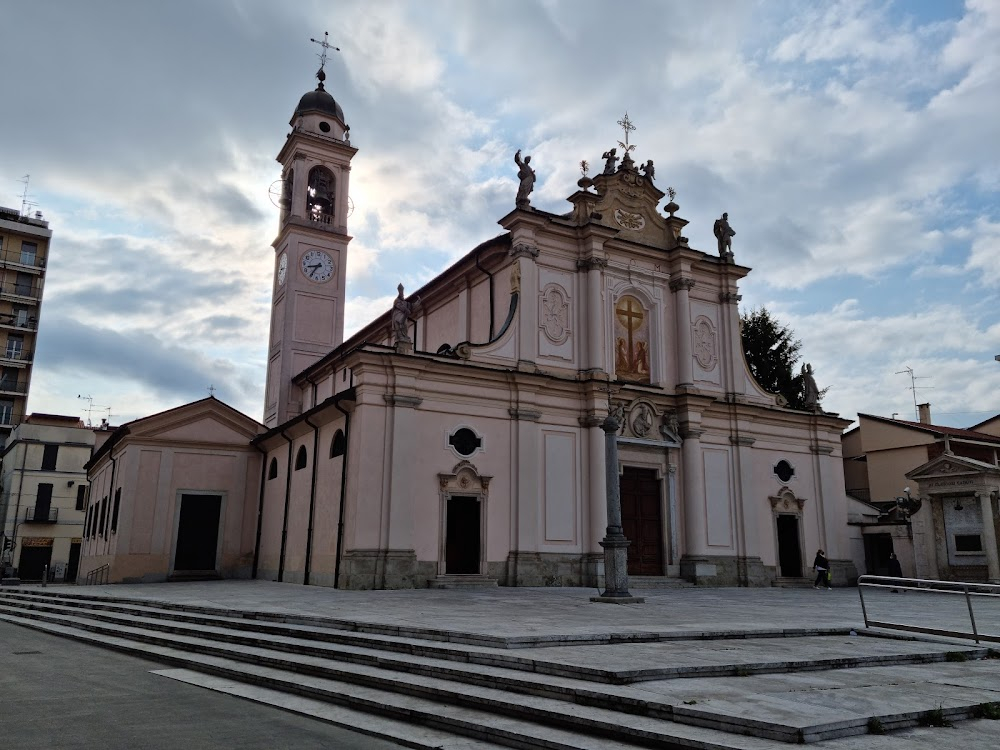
[0,414,98,582]
[0,204,49,436]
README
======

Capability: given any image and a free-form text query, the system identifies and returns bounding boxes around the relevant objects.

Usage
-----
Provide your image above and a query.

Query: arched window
[295,445,308,471]
[330,429,346,458]
[306,166,335,225]
[281,168,294,213]
[267,457,278,480]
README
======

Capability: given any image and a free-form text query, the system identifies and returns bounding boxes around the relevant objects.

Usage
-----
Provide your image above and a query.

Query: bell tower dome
[265,46,356,428]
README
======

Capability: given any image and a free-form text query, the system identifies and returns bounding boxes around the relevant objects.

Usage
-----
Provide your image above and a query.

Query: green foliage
[973,702,1000,720]
[867,717,885,734]
[740,307,810,409]
[919,706,952,728]
[734,666,753,677]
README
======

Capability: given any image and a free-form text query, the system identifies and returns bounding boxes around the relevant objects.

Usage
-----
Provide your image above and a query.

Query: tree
[740,307,819,410]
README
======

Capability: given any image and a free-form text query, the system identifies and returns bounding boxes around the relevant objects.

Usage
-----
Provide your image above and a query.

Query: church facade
[79,67,858,589]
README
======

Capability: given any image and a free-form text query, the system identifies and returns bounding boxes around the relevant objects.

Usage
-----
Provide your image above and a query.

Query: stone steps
[1,590,980,684]
[628,577,694,589]
[2,588,999,747]
[0,606,767,750]
[428,575,499,589]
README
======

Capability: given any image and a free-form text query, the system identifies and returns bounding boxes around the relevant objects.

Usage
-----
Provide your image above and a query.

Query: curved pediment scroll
[769,487,805,514]
[438,460,492,496]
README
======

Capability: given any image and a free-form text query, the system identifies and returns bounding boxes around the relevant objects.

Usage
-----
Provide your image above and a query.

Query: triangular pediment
[588,166,668,247]
[905,453,1000,482]
[129,398,263,445]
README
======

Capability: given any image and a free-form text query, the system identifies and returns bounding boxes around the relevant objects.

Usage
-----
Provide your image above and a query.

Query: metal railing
[24,506,58,523]
[0,283,41,299]
[83,564,109,586]
[858,574,1000,644]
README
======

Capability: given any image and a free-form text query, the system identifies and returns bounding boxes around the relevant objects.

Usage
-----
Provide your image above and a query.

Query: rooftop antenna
[895,366,933,420]
[18,175,35,217]
[77,394,111,428]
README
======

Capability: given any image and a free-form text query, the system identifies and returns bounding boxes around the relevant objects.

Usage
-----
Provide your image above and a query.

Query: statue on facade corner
[802,363,820,411]
[392,283,419,344]
[713,212,735,259]
[640,159,655,182]
[514,149,535,205]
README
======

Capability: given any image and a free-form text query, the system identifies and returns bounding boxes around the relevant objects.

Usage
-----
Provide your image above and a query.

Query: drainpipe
[475,246,495,341]
[332,399,351,589]
[302,382,320,585]
[276,430,293,581]
[250,441,268,579]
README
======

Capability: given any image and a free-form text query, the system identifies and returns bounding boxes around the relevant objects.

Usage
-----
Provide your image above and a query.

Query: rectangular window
[41,444,58,471]
[955,534,983,553]
[0,399,13,425]
[0,367,16,391]
[12,307,29,328]
[5,335,23,359]
[35,483,53,520]
[111,488,121,533]
[76,484,87,511]
[14,272,32,296]
[84,507,93,538]
[19,242,37,266]
[98,497,107,536]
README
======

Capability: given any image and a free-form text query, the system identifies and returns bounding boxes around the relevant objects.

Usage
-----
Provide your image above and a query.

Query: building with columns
[79,64,860,589]
[843,408,1000,583]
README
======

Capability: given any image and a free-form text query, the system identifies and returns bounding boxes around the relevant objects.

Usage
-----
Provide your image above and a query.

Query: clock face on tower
[277,252,287,285]
[301,249,335,283]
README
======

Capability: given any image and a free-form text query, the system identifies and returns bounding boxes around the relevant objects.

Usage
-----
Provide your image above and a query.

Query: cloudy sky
[1,0,998,429]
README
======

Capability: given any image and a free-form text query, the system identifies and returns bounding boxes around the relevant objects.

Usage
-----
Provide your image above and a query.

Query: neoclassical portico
[906,454,1000,583]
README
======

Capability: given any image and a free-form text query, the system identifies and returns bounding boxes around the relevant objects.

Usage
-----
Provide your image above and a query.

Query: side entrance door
[445,495,480,574]
[776,515,802,577]
[620,467,664,576]
[174,494,222,572]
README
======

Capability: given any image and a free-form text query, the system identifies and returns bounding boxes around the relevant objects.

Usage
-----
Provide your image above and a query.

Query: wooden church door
[620,467,664,575]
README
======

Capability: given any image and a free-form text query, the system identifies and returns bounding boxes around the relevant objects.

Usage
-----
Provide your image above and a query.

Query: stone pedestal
[394,340,414,355]
[591,415,644,604]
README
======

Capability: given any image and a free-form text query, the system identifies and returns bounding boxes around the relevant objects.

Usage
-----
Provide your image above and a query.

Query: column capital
[577,257,608,271]
[669,277,696,292]
[719,291,742,305]
[510,242,539,259]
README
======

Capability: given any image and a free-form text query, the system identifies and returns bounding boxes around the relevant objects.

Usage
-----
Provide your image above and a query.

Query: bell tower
[265,42,355,428]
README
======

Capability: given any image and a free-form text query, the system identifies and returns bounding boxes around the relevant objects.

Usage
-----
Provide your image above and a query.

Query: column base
[590,595,646,604]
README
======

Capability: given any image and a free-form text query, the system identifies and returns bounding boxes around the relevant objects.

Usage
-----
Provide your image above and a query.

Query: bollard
[42,564,48,587]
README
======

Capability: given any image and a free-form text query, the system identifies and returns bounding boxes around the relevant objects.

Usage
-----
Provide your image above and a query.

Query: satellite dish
[268,179,286,208]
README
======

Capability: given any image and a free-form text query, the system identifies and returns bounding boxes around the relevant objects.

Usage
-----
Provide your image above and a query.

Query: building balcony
[0,350,31,366]
[0,256,45,273]
[0,283,42,301]
[0,380,28,395]
[0,315,37,331]
[24,506,58,523]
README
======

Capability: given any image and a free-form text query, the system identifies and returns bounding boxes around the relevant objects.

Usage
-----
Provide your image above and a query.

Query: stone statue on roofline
[601,148,618,175]
[802,363,821,412]
[640,159,655,182]
[714,212,735,262]
[514,149,535,205]
[392,283,420,348]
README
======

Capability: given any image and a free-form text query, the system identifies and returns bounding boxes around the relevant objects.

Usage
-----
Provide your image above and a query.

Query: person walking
[887,552,903,593]
[813,549,831,589]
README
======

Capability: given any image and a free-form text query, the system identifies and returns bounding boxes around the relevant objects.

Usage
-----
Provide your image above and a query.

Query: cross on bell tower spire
[309,31,341,89]
[616,112,637,154]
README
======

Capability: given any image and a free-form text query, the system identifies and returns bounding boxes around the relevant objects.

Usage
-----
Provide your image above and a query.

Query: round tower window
[319,121,331,133]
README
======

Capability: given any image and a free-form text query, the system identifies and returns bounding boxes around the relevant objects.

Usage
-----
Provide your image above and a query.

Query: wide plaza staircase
[2,586,999,749]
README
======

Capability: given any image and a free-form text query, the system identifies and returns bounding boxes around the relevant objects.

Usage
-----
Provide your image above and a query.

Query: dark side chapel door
[620,467,664,576]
